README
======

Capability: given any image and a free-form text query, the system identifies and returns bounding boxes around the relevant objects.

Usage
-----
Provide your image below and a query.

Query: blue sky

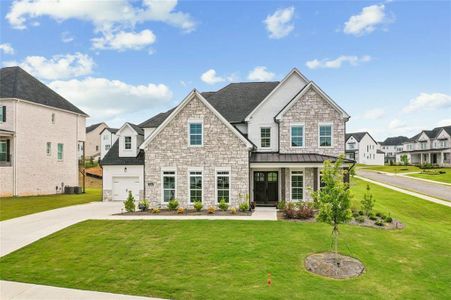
[1,0,450,140]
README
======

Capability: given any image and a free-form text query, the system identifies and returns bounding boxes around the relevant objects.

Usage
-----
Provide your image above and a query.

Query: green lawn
[408,168,451,184]
[0,189,101,221]
[358,165,421,173]
[0,179,450,299]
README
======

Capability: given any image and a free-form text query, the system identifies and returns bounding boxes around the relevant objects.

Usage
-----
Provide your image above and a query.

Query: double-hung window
[291,171,304,201]
[124,136,132,150]
[46,142,51,156]
[260,127,271,148]
[291,124,304,147]
[216,170,230,203]
[0,140,7,162]
[189,171,202,203]
[319,124,332,147]
[57,143,64,160]
[162,170,176,202]
[189,121,203,146]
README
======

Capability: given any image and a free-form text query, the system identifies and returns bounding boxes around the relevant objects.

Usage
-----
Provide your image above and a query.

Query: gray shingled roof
[407,125,451,142]
[101,140,144,166]
[0,66,87,115]
[345,132,368,142]
[128,123,144,135]
[139,82,279,128]
[250,152,354,164]
[380,136,409,146]
[86,122,106,133]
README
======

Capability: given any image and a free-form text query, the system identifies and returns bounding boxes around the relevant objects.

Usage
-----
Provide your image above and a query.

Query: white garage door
[112,177,140,201]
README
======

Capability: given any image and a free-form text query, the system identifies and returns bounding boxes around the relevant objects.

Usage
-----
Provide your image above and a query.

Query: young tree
[361,184,375,215]
[311,156,352,265]
[124,191,136,212]
[400,154,409,166]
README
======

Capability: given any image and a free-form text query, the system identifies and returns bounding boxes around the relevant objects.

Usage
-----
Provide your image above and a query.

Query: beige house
[102,68,352,207]
[85,122,108,161]
[0,66,87,196]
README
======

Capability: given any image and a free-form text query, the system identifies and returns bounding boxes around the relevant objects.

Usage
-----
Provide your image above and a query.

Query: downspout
[13,100,17,196]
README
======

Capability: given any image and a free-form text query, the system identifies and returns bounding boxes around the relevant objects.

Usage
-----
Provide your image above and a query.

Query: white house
[102,68,353,207]
[0,66,87,196]
[345,132,384,165]
[379,136,409,164]
[100,127,118,160]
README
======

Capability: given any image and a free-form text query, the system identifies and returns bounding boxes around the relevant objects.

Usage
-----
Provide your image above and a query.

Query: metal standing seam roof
[250,152,354,164]
[0,66,87,116]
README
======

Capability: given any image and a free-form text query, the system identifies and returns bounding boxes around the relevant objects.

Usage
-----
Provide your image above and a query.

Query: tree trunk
[333,224,339,267]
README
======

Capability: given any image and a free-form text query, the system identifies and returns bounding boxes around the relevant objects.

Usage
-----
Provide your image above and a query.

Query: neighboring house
[379,136,409,164]
[85,122,108,161]
[102,68,352,207]
[100,127,118,160]
[396,126,451,166]
[0,66,87,196]
[345,132,384,165]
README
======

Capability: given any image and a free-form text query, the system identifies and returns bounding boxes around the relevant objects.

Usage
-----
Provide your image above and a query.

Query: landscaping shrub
[358,210,364,216]
[124,191,135,212]
[385,216,393,223]
[375,220,384,226]
[168,199,179,211]
[177,207,185,214]
[355,215,365,223]
[284,209,297,219]
[375,212,382,217]
[369,215,377,221]
[277,200,286,210]
[286,202,297,210]
[152,208,160,214]
[208,206,216,214]
[218,198,229,211]
[239,202,249,212]
[230,207,237,215]
[361,184,375,215]
[138,199,149,211]
[296,205,315,219]
[193,201,203,212]
[352,211,359,218]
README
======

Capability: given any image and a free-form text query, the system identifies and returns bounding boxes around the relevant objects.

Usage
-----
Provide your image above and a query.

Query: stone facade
[144,95,250,208]
[279,86,345,157]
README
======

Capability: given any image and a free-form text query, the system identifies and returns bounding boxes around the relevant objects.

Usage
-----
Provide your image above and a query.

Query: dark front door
[253,171,279,206]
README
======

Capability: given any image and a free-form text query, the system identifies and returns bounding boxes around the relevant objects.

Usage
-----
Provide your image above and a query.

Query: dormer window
[124,136,132,150]
[189,121,203,146]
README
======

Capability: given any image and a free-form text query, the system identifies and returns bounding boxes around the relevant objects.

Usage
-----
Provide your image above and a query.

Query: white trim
[244,68,309,122]
[260,126,271,148]
[289,169,305,201]
[318,122,333,148]
[215,167,231,204]
[188,119,204,147]
[117,122,139,136]
[290,122,305,148]
[188,167,204,203]
[140,90,253,150]
[161,167,177,204]
[275,82,350,121]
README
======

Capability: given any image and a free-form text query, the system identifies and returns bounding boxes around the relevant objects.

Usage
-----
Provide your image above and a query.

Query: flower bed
[117,208,252,216]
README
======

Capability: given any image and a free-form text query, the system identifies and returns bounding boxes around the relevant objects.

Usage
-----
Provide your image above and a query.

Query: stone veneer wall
[283,167,315,202]
[144,95,250,208]
[279,86,345,157]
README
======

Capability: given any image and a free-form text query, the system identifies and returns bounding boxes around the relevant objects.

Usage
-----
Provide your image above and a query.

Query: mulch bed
[350,218,405,230]
[304,252,365,279]
[116,209,253,216]
[276,211,316,222]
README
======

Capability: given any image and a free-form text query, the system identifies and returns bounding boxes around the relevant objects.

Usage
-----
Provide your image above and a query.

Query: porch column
[420,153,423,164]
[281,168,286,201]
[313,168,318,191]
[428,153,431,164]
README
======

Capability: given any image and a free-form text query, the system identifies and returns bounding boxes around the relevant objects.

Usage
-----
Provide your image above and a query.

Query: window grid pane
[319,125,332,147]
[0,141,6,161]
[163,172,176,203]
[190,123,202,145]
[261,128,271,148]
[291,174,303,201]
[189,173,202,203]
[291,126,304,147]
[217,172,230,203]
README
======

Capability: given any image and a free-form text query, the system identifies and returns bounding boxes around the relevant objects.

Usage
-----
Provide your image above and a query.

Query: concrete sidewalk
[0,280,163,300]
[0,201,122,257]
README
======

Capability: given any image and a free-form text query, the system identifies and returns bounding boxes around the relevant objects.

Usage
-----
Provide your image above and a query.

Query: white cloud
[0,43,15,55]
[362,108,385,120]
[306,55,371,69]
[344,4,387,36]
[49,77,172,121]
[61,31,74,43]
[264,6,295,39]
[247,66,275,81]
[437,119,451,127]
[4,52,94,80]
[387,118,421,136]
[91,29,156,51]
[201,69,225,85]
[402,93,451,113]
[6,0,195,32]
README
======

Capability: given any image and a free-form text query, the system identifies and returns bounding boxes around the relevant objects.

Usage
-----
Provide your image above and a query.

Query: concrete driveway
[357,169,451,202]
[0,201,122,257]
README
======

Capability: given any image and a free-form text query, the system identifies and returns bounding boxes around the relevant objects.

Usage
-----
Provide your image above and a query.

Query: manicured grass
[0,179,450,299]
[358,165,421,173]
[0,189,101,221]
[408,168,451,184]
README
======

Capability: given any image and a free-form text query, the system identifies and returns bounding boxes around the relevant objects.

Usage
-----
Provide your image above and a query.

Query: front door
[253,171,278,206]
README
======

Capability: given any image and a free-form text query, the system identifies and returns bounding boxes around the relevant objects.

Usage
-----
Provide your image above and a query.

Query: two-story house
[345,132,384,165]
[396,126,451,166]
[99,127,118,160]
[379,136,409,164]
[85,122,108,161]
[101,69,352,207]
[0,66,87,196]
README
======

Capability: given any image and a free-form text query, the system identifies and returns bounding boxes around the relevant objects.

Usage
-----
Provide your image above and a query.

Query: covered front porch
[249,153,353,207]
[410,150,451,166]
